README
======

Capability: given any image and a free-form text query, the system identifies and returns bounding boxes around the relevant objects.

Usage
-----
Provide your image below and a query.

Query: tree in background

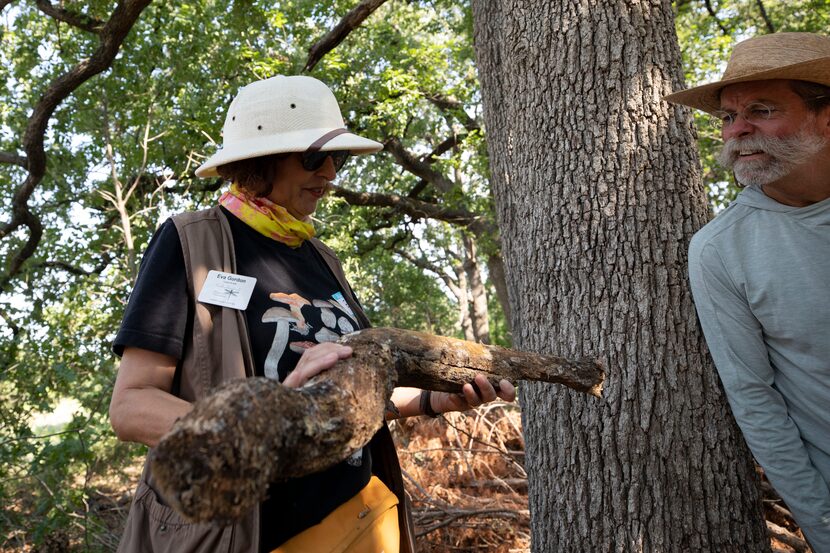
[0,0,506,547]
[471,0,768,550]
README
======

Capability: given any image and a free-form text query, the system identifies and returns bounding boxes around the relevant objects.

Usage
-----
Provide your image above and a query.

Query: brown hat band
[305,128,350,153]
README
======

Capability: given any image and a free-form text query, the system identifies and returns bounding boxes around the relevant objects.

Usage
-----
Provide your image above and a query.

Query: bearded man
[666,33,830,552]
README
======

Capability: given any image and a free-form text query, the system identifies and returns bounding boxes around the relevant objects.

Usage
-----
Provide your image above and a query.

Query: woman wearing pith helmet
[109,75,515,553]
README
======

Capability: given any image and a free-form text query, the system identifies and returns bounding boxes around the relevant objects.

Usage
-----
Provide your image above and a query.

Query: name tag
[198,270,257,310]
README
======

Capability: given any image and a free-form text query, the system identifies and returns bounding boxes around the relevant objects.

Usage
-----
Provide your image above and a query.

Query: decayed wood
[342,327,604,397]
[150,327,603,523]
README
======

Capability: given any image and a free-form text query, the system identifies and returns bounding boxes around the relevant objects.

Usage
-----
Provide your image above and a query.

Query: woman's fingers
[456,375,517,410]
[496,378,516,402]
[283,343,352,388]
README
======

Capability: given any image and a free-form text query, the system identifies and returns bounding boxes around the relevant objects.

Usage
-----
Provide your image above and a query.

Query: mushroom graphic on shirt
[321,299,357,333]
[314,326,339,344]
[312,299,337,328]
[269,293,310,332]
[261,306,298,380]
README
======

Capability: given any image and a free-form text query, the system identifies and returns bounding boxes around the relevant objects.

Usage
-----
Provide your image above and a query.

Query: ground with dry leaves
[3,402,813,552]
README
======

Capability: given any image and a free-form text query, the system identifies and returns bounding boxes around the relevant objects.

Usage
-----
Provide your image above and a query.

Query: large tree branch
[151,327,604,523]
[0,152,28,168]
[34,254,113,277]
[0,0,153,284]
[35,0,105,33]
[331,184,495,236]
[384,137,456,192]
[426,94,481,132]
[304,0,389,72]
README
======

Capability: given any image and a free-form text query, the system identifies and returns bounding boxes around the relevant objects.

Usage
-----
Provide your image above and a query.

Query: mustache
[717,131,827,170]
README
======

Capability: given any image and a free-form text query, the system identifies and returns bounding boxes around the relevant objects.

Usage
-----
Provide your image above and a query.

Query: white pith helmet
[196,75,383,178]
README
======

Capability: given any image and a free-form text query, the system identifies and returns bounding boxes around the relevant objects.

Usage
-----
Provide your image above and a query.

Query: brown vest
[117,207,415,553]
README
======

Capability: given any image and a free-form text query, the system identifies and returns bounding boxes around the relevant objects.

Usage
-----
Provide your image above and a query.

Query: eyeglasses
[710,102,779,128]
[300,150,351,172]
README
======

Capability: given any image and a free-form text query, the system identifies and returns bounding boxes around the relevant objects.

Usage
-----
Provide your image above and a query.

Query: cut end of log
[588,380,604,398]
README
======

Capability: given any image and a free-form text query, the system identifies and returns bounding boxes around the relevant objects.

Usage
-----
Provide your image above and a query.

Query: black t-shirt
[114,207,372,550]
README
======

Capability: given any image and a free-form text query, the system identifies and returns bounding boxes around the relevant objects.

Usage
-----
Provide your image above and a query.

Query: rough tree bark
[471,1,769,551]
[151,327,603,524]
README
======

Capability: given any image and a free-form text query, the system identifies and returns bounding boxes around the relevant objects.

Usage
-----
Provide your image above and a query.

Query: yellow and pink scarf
[219,184,315,248]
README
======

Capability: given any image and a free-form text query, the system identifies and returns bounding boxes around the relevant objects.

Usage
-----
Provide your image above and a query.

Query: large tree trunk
[471,1,769,551]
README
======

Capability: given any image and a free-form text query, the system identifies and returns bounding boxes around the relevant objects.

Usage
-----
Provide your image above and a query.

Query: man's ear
[820,105,830,138]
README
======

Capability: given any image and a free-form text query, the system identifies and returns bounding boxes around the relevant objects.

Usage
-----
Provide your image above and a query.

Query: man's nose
[722,114,755,141]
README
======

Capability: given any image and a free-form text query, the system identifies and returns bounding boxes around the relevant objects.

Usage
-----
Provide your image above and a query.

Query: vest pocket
[118,478,234,553]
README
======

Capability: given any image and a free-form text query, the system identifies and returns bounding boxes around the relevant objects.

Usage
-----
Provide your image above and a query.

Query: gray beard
[717,128,828,187]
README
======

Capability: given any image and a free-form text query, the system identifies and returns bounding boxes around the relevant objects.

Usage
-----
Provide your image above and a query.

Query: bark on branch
[304,0,389,72]
[0,152,28,168]
[151,327,604,523]
[35,0,105,33]
[384,137,456,192]
[331,184,495,237]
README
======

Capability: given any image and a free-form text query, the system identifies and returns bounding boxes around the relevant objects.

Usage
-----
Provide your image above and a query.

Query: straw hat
[665,32,830,113]
[196,75,382,178]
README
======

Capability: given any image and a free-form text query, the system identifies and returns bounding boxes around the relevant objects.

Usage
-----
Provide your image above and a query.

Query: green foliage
[1,0,497,546]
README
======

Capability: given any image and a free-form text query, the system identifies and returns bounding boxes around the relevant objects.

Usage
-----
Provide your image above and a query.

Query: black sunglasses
[301,150,351,172]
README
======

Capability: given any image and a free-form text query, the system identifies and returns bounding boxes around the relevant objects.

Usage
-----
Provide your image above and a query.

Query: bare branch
[426,94,481,132]
[35,0,105,33]
[304,0,389,72]
[394,248,461,297]
[384,137,456,192]
[766,521,808,553]
[1,0,153,284]
[151,327,603,523]
[331,184,495,236]
[417,507,527,537]
[0,152,27,168]
[703,0,730,35]
[755,0,776,33]
[34,254,113,277]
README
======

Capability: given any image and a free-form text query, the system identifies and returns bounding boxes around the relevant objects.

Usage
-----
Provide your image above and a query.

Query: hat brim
[664,56,830,113]
[195,128,383,178]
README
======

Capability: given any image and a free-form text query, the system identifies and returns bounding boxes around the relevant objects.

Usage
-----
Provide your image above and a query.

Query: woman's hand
[389,376,516,420]
[282,342,352,388]
[430,374,516,414]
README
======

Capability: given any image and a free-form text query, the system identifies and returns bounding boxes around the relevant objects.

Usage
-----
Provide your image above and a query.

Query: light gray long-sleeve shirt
[688,185,830,552]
